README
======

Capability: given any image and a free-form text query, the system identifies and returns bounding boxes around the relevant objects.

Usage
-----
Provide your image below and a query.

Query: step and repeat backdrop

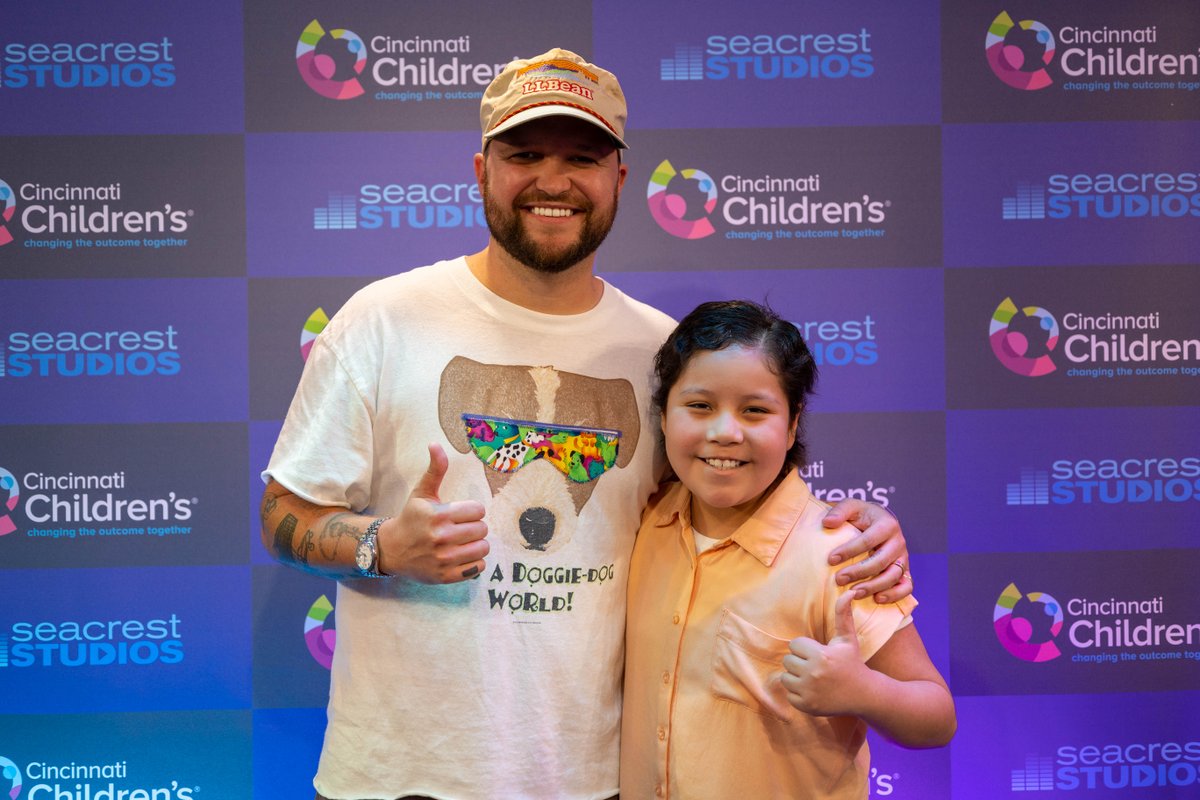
[2,1,1199,797]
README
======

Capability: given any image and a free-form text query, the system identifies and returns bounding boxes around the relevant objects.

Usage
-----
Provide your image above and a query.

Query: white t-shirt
[265,257,676,800]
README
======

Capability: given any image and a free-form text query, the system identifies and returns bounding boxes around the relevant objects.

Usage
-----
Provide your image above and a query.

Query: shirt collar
[649,470,813,567]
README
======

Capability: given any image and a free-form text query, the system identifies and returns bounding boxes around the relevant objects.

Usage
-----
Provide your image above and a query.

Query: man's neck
[465,245,604,315]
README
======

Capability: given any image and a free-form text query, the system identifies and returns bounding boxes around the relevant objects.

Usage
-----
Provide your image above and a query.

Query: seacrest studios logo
[0,756,198,799]
[0,175,193,252]
[1007,457,1200,507]
[295,20,505,104]
[1011,742,1200,792]
[1002,170,1200,221]
[304,594,335,669]
[985,10,1200,94]
[0,465,195,541]
[660,31,874,82]
[0,613,184,668]
[647,158,889,242]
[312,179,485,232]
[0,35,175,90]
[0,325,181,379]
[989,297,1200,380]
[993,581,1200,666]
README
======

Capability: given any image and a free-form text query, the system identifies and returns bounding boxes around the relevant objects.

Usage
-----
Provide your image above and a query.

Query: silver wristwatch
[355,517,389,578]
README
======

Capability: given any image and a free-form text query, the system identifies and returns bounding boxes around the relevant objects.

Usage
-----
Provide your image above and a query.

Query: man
[261,48,912,800]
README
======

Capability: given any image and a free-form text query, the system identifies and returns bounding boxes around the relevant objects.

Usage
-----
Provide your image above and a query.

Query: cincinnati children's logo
[647,158,888,242]
[990,297,1059,377]
[0,468,19,536]
[0,179,15,246]
[304,594,335,669]
[984,10,1200,94]
[647,160,718,239]
[994,582,1064,662]
[296,20,367,99]
[986,11,1055,90]
[300,308,329,361]
[1,756,21,800]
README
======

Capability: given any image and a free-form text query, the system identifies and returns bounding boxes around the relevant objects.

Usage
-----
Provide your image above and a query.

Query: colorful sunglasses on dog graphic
[461,414,620,483]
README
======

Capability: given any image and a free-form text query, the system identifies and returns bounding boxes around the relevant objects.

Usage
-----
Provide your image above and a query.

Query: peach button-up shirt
[621,472,916,799]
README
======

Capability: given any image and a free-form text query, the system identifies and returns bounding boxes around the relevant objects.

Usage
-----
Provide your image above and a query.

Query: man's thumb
[412,442,448,501]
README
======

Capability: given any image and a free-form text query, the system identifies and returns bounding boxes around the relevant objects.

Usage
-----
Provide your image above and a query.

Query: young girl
[621,300,954,799]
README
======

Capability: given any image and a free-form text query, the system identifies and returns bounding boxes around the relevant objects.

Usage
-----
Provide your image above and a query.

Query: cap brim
[484,105,628,149]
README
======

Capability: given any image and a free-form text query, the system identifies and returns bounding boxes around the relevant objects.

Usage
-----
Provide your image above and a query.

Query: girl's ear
[788,407,800,447]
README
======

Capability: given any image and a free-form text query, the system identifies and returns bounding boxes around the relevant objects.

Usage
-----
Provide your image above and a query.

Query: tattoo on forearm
[296,528,316,565]
[320,513,360,560]
[274,514,298,560]
[260,492,278,527]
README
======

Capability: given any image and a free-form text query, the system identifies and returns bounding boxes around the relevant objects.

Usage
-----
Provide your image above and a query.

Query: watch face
[355,539,373,572]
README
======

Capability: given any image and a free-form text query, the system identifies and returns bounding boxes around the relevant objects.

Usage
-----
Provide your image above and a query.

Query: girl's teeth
[705,458,741,470]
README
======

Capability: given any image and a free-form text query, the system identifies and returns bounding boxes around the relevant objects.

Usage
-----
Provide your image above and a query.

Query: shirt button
[655,784,664,797]
[662,671,670,685]
[657,726,666,741]
[672,613,681,625]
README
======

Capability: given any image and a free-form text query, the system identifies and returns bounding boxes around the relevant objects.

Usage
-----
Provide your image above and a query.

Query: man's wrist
[354,516,390,578]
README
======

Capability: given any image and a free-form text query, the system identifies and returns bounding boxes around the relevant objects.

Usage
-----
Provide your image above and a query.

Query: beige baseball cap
[480,48,628,149]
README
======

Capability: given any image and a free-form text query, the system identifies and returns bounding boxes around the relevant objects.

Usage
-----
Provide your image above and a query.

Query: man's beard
[482,178,619,274]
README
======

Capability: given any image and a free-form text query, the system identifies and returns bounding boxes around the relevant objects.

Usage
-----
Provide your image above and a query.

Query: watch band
[356,516,390,578]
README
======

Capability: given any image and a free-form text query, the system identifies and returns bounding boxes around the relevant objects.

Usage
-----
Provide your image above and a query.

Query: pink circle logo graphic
[0,469,20,537]
[990,297,1058,377]
[647,159,717,239]
[985,11,1055,90]
[296,20,367,100]
[304,594,336,669]
[0,180,16,247]
[994,582,1063,662]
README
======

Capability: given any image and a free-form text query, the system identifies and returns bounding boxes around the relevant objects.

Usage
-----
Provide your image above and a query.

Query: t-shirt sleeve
[261,331,376,512]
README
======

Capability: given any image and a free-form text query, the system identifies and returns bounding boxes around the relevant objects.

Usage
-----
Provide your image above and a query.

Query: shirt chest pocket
[709,607,800,723]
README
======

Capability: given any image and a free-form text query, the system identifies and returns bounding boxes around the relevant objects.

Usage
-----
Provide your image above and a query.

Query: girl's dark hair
[652,300,818,469]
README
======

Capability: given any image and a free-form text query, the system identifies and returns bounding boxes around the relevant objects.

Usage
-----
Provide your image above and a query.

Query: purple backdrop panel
[601,126,942,270]
[949,551,1200,697]
[807,413,946,554]
[0,710,252,800]
[0,566,252,713]
[604,267,945,413]
[867,735,951,799]
[252,564,340,708]
[947,407,1200,553]
[249,277,375,418]
[0,1,244,134]
[945,265,1200,410]
[0,423,249,569]
[595,0,940,128]
[246,132,492,277]
[944,122,1200,268]
[0,279,248,424]
[250,421,284,566]
[253,708,326,798]
[0,136,246,278]
[952,693,1200,797]
[244,0,591,133]
[943,0,1200,124]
